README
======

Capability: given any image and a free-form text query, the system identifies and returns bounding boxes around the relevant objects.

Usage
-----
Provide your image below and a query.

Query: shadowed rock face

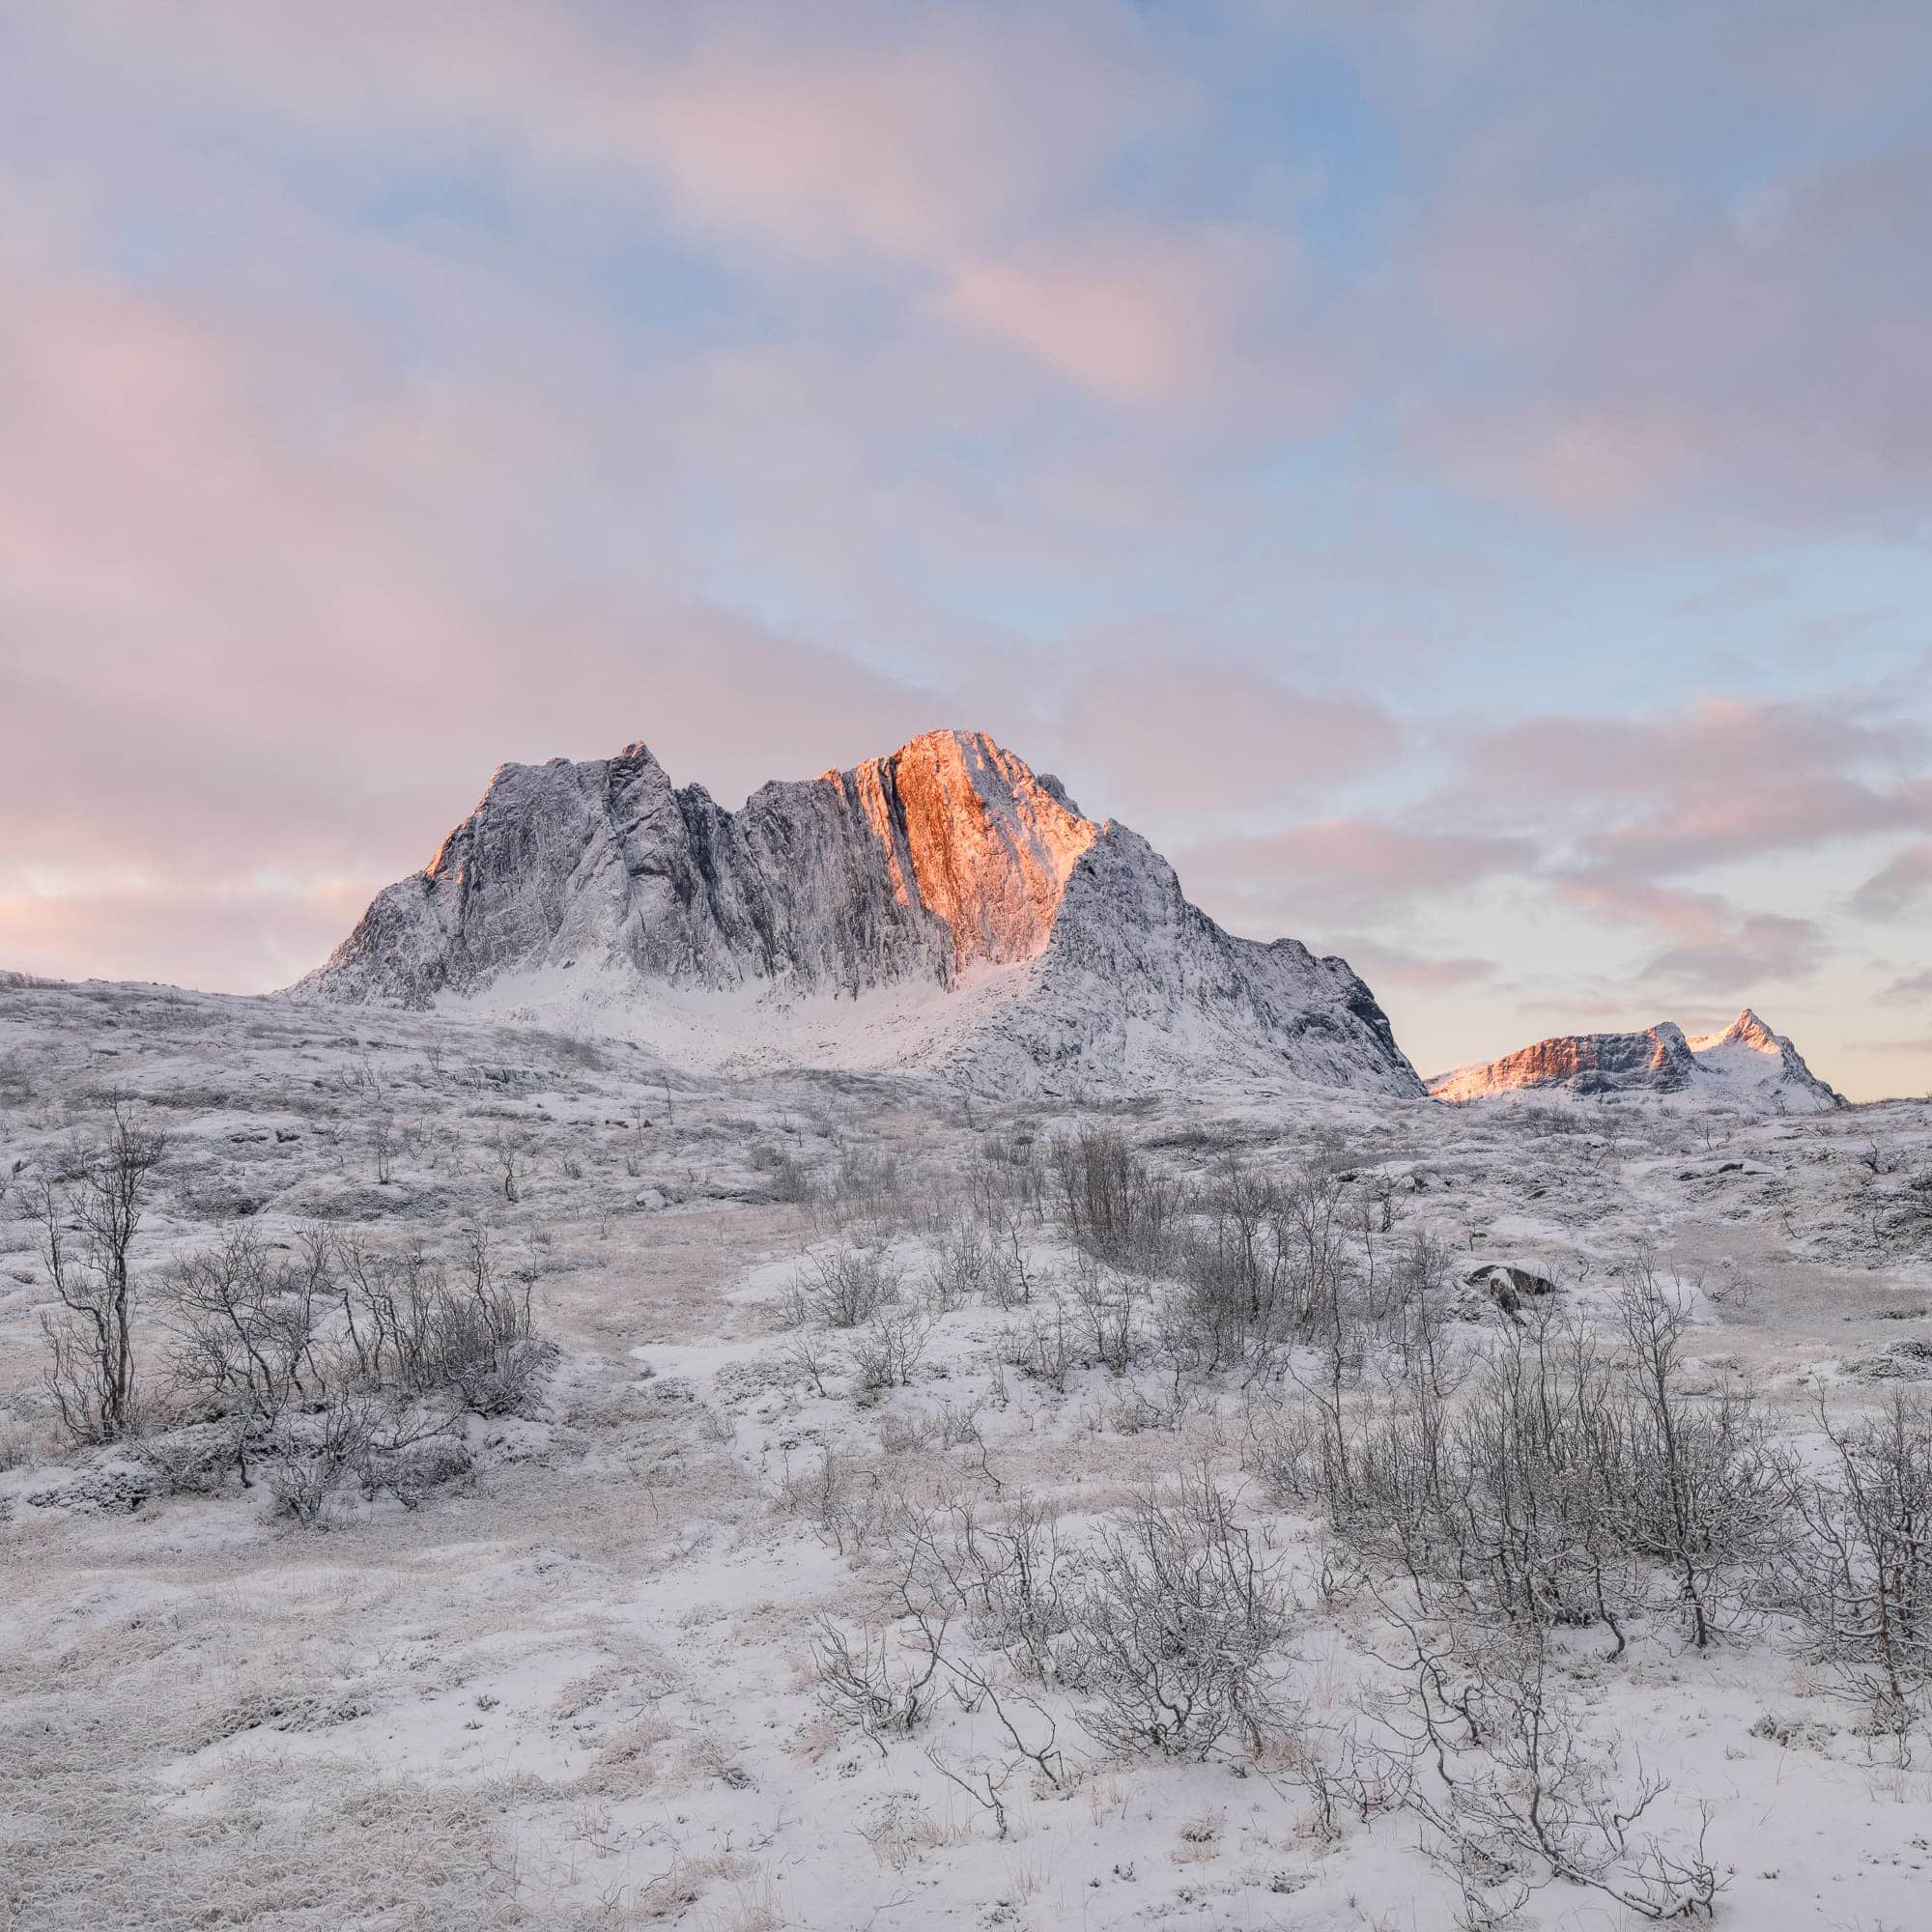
[296,729,1425,1098]
[1429,1009,1844,1114]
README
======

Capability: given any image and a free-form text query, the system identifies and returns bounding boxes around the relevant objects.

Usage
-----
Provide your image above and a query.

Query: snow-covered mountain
[297,729,1425,1098]
[1428,1009,1845,1113]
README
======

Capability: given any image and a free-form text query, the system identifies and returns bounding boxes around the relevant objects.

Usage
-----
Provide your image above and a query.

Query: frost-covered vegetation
[3,978,1930,1930]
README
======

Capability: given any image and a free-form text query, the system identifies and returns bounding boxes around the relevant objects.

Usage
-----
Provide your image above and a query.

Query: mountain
[1427,1009,1845,1113]
[296,729,1425,1098]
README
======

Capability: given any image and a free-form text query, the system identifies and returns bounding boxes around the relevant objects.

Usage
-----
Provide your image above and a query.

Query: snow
[3,976,1931,1929]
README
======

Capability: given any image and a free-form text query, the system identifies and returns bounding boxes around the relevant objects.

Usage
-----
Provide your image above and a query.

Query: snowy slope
[1429,1008,1845,1113]
[297,729,1424,1099]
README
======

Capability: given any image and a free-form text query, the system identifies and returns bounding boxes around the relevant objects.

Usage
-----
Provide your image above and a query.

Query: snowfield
[3,976,1930,1932]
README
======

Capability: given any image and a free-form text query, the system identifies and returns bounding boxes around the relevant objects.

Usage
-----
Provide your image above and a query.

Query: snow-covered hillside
[297,729,1423,1100]
[3,978,1929,1932]
[1429,1008,1845,1113]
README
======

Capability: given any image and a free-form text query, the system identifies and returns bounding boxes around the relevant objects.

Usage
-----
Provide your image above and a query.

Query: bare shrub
[1319,1312,1645,1652]
[1003,1303,1075,1390]
[334,1230,556,1417]
[37,1105,168,1442]
[850,1308,933,1391]
[132,1223,553,1520]
[0,1412,39,1472]
[1609,1258,1785,1649]
[1384,1601,1724,1923]
[1780,1392,1932,1747]
[485,1125,530,1202]
[801,1245,900,1328]
[1292,1262,1784,1658]
[810,1612,947,1747]
[261,1388,385,1525]
[1052,1128,1179,1274]
[749,1140,814,1204]
[1067,1253,1141,1374]
[1065,1469,1295,1761]
[925,1228,993,1311]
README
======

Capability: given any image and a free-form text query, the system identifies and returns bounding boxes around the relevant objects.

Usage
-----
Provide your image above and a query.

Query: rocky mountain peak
[296,727,1424,1098]
[1429,1009,1844,1114]
[833,729,1099,973]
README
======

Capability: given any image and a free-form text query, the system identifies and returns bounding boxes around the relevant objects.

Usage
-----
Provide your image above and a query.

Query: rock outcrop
[1428,1009,1844,1113]
[297,729,1425,1098]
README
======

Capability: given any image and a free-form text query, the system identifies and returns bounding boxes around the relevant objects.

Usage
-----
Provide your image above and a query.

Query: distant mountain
[1428,1009,1845,1113]
[297,729,1425,1098]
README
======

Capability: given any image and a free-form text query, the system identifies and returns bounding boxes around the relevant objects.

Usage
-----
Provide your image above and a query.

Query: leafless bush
[370,1116,397,1184]
[1609,1259,1785,1649]
[1779,1392,1932,1748]
[260,1388,387,1525]
[810,1611,947,1747]
[1065,1469,1295,1761]
[1002,1302,1075,1390]
[138,1225,552,1516]
[1160,1163,1391,1380]
[485,1125,530,1202]
[968,1128,1047,1218]
[801,1244,901,1327]
[37,1104,168,1442]
[1284,1261,1785,1657]
[1067,1253,1142,1374]
[782,1328,840,1396]
[749,1140,814,1203]
[334,1229,556,1416]
[1383,1600,1724,1923]
[982,1217,1044,1308]
[0,1049,35,1107]
[777,1445,895,1556]
[0,1411,39,1472]
[1318,1313,1645,1651]
[850,1308,933,1391]
[925,1228,994,1311]
[810,1145,904,1230]
[156,1226,337,1483]
[1052,1128,1179,1274]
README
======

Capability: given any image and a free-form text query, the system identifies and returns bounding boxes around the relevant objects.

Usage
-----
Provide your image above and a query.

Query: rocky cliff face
[297,729,1425,1098]
[1428,1009,1844,1113]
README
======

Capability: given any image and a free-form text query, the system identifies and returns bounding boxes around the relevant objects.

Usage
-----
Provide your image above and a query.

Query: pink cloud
[1854,840,1932,921]
[935,223,1329,412]
[1557,874,1826,990]
[1877,964,1932,1007]
[1451,696,1930,876]
[29,2,1183,274]
[1176,820,1533,924]
[1059,661,1400,812]
[1401,142,1932,521]
[1322,937,1500,992]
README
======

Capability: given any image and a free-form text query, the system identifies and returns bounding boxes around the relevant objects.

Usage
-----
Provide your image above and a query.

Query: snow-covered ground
[3,977,1930,1931]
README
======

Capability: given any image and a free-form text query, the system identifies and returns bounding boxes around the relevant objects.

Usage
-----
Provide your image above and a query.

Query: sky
[2,0,1929,1098]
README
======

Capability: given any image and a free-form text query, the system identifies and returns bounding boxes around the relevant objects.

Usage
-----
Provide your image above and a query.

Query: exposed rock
[1848,1338,1932,1382]
[1429,1009,1844,1115]
[297,729,1424,1100]
[1463,1262,1559,1319]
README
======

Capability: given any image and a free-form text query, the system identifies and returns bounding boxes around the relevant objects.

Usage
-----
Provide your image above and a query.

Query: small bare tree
[486,1126,530,1203]
[370,1116,397,1185]
[1781,1393,1932,1750]
[1610,1258,1784,1649]
[1066,1468,1294,1761]
[1381,1595,1724,1923]
[38,1105,168,1441]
